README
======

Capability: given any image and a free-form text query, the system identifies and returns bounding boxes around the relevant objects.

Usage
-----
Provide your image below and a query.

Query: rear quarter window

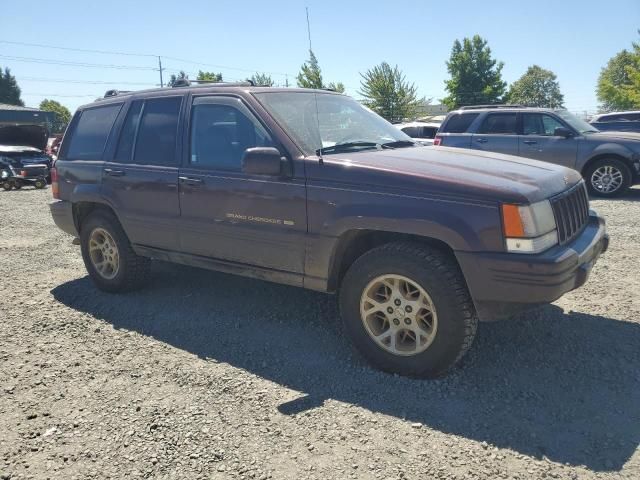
[440,113,479,133]
[64,104,122,160]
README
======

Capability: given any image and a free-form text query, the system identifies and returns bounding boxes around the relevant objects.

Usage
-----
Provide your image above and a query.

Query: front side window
[421,126,438,139]
[478,113,517,134]
[401,126,420,138]
[255,92,411,156]
[65,104,122,160]
[133,97,182,166]
[190,102,273,171]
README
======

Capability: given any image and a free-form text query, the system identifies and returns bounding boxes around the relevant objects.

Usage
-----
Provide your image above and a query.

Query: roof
[0,103,42,112]
[396,121,441,128]
[0,145,42,153]
[451,106,561,114]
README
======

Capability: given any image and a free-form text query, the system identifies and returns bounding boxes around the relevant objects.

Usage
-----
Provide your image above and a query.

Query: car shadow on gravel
[51,263,640,472]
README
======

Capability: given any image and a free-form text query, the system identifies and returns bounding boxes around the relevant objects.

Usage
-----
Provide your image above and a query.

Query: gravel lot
[1,187,639,480]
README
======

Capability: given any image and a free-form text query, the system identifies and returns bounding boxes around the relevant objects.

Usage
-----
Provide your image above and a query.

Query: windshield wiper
[381,140,416,149]
[316,141,380,155]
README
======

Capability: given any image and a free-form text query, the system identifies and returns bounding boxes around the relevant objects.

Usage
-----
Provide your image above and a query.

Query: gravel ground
[1,187,639,480]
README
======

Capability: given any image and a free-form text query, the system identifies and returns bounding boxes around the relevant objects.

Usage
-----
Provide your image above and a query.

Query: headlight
[501,200,558,253]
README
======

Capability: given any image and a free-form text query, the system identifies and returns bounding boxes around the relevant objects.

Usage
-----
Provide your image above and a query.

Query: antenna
[306,7,312,51]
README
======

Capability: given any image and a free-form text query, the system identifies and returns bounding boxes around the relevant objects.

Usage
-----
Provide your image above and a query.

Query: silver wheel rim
[88,228,120,280]
[591,165,623,193]
[359,274,438,356]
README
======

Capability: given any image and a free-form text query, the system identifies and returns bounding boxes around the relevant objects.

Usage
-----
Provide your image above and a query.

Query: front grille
[550,182,590,244]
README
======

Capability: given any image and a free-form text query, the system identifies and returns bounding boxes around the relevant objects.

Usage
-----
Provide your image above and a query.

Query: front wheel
[585,158,632,197]
[2,180,12,191]
[13,180,22,190]
[80,211,151,292]
[34,178,46,189]
[339,242,478,378]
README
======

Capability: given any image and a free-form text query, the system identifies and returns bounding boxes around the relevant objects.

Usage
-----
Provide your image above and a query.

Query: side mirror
[242,147,285,176]
[554,127,573,138]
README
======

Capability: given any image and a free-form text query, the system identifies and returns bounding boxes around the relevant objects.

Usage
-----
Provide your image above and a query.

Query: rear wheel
[34,178,46,189]
[339,242,478,378]
[2,181,12,191]
[80,211,151,292]
[13,180,22,190]
[585,158,632,197]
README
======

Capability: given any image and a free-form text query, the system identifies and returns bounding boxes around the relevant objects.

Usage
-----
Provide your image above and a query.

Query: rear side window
[133,97,182,166]
[401,126,420,138]
[114,100,143,162]
[441,113,479,133]
[421,126,438,139]
[65,104,122,160]
[478,113,517,134]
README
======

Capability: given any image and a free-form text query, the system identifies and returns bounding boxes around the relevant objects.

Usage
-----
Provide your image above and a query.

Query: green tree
[167,70,188,87]
[250,72,274,87]
[39,99,71,133]
[327,81,345,93]
[297,50,324,89]
[358,62,419,122]
[442,35,506,109]
[197,70,223,82]
[596,45,640,111]
[507,65,564,108]
[0,67,24,106]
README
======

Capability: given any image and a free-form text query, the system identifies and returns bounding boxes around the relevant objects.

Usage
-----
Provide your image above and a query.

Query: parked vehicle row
[0,125,53,191]
[49,83,608,378]
[590,110,640,133]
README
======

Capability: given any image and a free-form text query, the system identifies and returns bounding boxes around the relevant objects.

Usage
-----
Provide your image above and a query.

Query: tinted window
[441,113,479,133]
[523,114,565,136]
[401,126,420,138]
[190,103,273,171]
[133,97,182,166]
[421,126,438,138]
[66,104,122,160]
[114,101,143,162]
[478,113,517,134]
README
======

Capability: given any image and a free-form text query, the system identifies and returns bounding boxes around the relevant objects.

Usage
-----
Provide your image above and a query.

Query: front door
[178,95,307,275]
[519,113,579,168]
[471,112,519,155]
[101,96,183,251]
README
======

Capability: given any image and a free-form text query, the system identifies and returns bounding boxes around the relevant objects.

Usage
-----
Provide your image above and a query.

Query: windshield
[255,92,413,156]
[555,110,599,134]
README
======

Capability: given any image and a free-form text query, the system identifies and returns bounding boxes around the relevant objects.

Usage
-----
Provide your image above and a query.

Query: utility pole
[285,75,289,88]
[158,56,164,87]
[306,7,312,51]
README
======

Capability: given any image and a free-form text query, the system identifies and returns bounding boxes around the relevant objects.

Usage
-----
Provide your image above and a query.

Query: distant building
[0,103,56,129]
[415,102,448,122]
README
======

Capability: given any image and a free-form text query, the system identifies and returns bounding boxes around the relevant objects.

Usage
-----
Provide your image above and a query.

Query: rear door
[519,113,578,168]
[177,95,307,275]
[101,96,183,251]
[471,112,519,155]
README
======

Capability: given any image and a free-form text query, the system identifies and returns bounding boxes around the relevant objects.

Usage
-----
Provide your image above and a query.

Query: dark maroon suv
[49,83,609,377]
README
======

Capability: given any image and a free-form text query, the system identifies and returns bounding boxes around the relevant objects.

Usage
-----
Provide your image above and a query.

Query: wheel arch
[581,152,635,178]
[72,201,120,234]
[326,229,458,292]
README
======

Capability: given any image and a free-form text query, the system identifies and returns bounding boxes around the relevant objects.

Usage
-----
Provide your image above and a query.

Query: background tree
[297,50,324,89]
[597,45,640,111]
[197,70,223,82]
[327,81,345,93]
[167,71,188,87]
[39,99,71,133]
[0,67,24,106]
[250,72,275,87]
[507,65,564,108]
[442,35,506,109]
[358,62,419,122]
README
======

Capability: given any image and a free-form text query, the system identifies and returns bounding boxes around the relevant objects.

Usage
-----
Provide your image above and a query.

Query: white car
[395,121,441,145]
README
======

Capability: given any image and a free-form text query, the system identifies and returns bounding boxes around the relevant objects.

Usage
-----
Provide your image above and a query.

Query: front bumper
[49,200,77,237]
[456,212,608,321]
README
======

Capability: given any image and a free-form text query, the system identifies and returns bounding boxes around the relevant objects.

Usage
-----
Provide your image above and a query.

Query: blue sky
[2,0,638,114]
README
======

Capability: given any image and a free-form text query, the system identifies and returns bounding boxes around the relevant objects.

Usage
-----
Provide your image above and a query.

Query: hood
[0,124,49,150]
[317,146,582,204]
[587,130,640,142]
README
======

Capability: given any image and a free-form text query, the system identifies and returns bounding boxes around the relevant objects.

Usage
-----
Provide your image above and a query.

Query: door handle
[104,168,125,177]
[523,140,538,145]
[475,138,488,144]
[179,176,204,186]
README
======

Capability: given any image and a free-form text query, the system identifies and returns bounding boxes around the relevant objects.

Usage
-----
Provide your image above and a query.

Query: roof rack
[170,80,255,88]
[459,104,524,110]
[103,89,132,98]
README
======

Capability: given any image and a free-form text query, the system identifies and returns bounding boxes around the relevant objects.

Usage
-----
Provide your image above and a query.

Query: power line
[0,40,157,57]
[0,55,156,71]
[22,92,98,98]
[18,76,156,86]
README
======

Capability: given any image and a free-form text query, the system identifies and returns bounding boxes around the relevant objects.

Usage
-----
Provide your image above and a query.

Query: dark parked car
[434,106,640,197]
[0,124,53,184]
[49,84,608,377]
[590,111,640,133]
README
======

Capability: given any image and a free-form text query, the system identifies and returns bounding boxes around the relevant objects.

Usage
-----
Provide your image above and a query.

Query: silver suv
[435,105,640,197]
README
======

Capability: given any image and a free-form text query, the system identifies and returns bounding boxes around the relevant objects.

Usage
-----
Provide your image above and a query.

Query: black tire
[339,242,478,378]
[2,181,12,191]
[80,210,151,292]
[584,158,632,197]
[34,178,46,189]
[13,180,22,190]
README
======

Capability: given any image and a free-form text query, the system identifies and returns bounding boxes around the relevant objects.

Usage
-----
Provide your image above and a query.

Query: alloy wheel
[88,228,120,280]
[591,165,623,194]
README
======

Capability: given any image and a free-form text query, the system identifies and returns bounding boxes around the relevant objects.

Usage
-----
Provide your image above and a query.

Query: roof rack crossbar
[459,104,524,110]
